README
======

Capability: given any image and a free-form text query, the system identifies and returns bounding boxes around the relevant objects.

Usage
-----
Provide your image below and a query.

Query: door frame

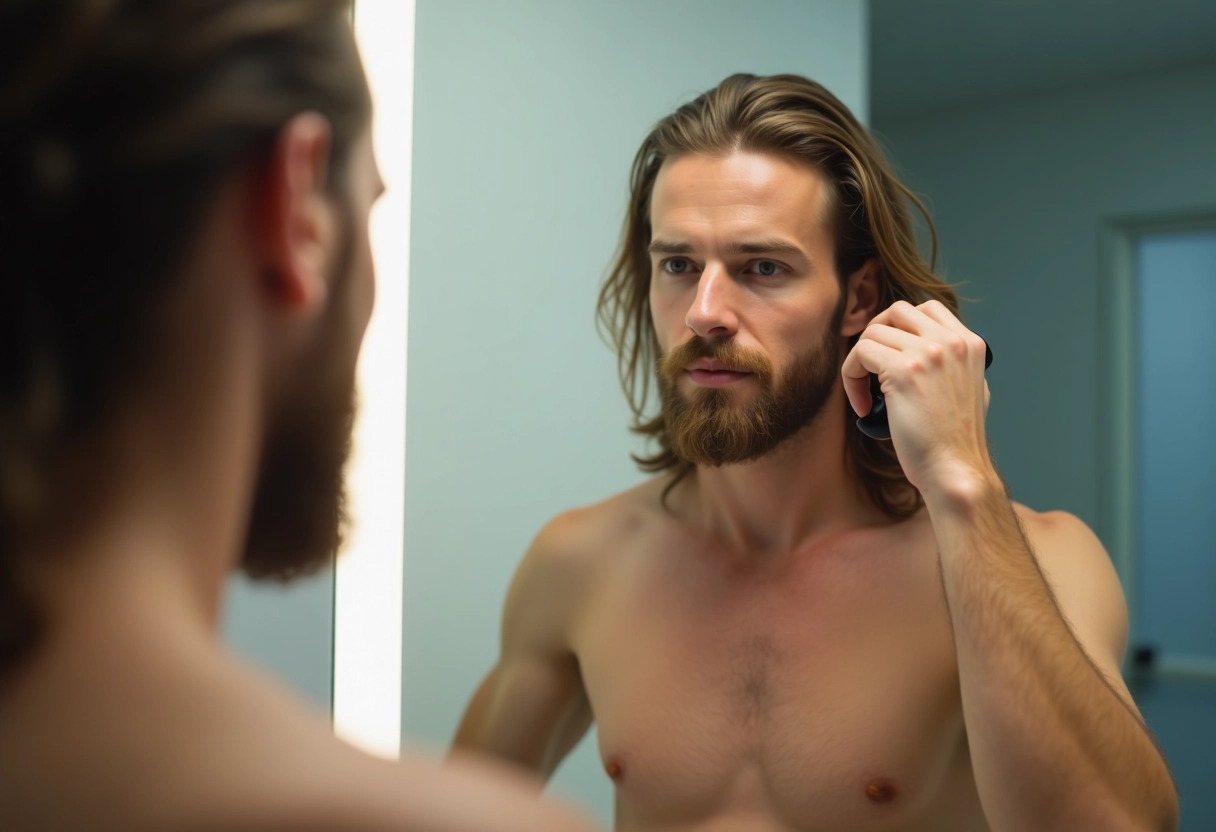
[1099,208,1216,680]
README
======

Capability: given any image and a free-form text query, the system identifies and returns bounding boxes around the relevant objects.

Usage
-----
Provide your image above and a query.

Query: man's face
[648,151,848,467]
[241,127,383,579]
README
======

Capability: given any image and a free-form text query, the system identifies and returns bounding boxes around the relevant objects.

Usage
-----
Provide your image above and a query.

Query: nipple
[865,779,898,804]
[605,759,624,781]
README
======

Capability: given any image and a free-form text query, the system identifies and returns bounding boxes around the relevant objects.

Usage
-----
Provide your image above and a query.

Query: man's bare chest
[570,530,987,831]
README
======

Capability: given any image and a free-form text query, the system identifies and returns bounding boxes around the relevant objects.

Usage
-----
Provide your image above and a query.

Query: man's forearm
[925,471,1177,832]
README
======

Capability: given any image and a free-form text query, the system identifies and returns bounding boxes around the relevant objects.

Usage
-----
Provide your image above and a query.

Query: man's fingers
[841,339,901,417]
[877,301,960,352]
[859,323,920,353]
[914,299,966,334]
[916,300,988,365]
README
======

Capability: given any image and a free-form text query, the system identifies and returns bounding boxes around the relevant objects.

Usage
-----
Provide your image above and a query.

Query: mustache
[659,337,774,384]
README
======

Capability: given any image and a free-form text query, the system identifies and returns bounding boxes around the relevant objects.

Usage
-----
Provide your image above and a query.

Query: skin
[453,151,1179,832]
[0,114,594,832]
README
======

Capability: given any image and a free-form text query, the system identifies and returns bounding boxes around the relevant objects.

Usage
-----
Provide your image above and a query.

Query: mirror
[221,1,1215,829]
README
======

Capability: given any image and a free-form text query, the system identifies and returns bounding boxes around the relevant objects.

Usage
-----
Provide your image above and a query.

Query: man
[453,74,1179,832]
[0,3,593,830]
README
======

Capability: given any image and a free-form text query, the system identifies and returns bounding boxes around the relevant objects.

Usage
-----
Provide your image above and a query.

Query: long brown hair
[0,0,369,679]
[596,73,959,516]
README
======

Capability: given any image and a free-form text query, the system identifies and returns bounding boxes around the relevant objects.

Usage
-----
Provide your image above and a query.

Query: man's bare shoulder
[1,639,594,832]
[1008,502,1118,581]
[526,476,669,568]
[1010,503,1107,561]
[167,659,594,832]
[1010,502,1129,656]
[501,477,670,641]
[218,746,594,832]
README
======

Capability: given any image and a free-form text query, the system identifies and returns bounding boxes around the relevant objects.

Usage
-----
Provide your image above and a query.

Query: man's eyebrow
[647,238,807,257]
[648,238,693,255]
[726,239,806,257]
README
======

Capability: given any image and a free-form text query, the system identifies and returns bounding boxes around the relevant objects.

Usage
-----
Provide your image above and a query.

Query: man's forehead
[649,151,832,239]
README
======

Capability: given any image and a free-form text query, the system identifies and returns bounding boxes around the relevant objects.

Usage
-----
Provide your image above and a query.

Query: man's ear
[840,258,881,338]
[255,112,336,315]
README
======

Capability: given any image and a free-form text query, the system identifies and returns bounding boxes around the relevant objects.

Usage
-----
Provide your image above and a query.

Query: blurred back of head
[0,0,370,678]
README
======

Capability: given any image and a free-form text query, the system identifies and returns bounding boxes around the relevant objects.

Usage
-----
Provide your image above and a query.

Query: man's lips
[685,359,752,387]
[686,358,742,372]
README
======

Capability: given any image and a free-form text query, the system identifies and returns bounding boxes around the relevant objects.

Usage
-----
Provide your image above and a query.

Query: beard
[240,210,359,580]
[658,302,845,468]
[239,354,357,580]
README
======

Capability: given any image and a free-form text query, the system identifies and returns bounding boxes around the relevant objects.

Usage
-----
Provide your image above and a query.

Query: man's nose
[685,264,739,339]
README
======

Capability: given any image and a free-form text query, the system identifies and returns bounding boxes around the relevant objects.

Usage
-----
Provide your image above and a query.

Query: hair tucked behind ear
[596,73,959,514]
[0,0,369,681]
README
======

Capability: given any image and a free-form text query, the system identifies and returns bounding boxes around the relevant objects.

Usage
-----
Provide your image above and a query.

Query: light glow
[333,0,415,759]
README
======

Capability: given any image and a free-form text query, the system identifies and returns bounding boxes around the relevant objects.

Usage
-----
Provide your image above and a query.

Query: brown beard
[658,302,845,468]
[240,204,359,581]
[240,361,357,580]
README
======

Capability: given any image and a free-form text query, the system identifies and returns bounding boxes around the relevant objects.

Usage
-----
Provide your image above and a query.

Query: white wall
[404,0,868,822]
[874,63,1216,529]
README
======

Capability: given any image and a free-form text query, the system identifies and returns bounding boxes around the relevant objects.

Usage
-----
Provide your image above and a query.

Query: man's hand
[840,299,992,494]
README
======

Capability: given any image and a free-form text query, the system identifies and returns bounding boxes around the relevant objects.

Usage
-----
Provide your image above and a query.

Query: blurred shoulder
[267,749,596,832]
[175,716,595,832]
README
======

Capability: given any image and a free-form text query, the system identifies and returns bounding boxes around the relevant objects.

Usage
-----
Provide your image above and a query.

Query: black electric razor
[856,338,994,440]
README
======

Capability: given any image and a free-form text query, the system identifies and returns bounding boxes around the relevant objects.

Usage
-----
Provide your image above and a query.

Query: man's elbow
[1105,782,1180,832]
[1150,785,1180,832]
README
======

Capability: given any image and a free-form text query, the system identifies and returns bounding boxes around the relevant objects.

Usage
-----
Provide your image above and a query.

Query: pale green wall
[223,572,333,710]
[405,0,868,822]
[875,63,1216,528]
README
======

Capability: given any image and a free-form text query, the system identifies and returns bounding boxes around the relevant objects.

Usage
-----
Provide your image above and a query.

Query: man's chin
[678,384,760,408]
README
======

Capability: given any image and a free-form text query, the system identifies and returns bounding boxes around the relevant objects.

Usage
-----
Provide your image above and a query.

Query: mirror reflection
[400,1,1214,830]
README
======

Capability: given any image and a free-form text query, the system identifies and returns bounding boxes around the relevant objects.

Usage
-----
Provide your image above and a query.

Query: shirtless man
[453,74,1179,832]
[0,3,592,830]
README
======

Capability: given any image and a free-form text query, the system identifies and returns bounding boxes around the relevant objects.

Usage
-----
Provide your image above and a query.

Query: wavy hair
[596,73,959,516]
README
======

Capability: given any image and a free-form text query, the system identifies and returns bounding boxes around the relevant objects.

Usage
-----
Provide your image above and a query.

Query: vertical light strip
[334,0,415,760]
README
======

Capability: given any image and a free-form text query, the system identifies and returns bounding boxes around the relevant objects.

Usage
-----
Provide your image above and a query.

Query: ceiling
[870,0,1216,123]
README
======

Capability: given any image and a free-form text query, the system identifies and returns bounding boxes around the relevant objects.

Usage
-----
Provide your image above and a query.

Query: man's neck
[27,376,260,642]
[678,403,888,559]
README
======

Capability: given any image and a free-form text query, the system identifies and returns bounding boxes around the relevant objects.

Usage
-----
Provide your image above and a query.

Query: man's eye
[747,260,785,278]
[662,258,693,275]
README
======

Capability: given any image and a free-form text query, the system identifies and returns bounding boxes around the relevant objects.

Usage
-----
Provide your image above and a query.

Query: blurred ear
[255,112,336,316]
[840,258,880,337]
